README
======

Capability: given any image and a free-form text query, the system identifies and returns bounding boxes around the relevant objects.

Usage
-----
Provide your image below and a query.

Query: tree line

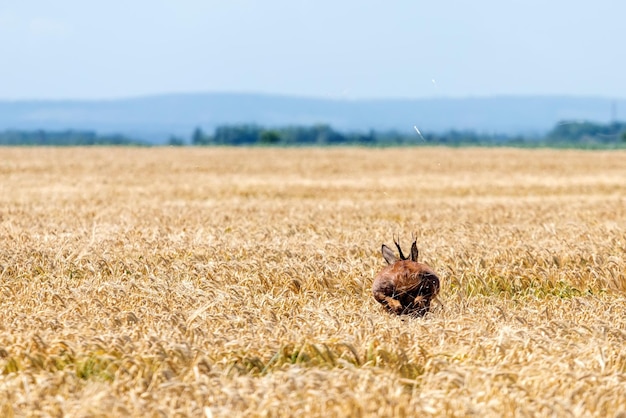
[1,120,625,147]
[0,130,143,146]
[173,120,626,147]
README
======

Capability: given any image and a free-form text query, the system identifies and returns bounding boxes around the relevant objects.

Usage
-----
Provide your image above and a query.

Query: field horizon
[1,147,625,417]
[2,94,625,142]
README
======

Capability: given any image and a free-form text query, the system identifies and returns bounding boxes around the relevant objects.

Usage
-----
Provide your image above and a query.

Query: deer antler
[393,234,407,260]
[410,232,419,262]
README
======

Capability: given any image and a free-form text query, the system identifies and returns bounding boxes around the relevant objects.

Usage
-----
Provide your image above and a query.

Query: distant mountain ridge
[0,93,623,143]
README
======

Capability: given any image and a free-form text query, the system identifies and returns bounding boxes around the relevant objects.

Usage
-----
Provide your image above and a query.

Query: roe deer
[372,238,440,316]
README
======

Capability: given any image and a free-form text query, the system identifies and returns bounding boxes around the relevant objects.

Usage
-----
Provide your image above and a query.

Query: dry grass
[1,147,625,417]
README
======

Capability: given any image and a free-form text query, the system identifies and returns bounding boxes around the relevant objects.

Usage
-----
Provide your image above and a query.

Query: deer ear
[381,245,397,264]
[410,241,419,262]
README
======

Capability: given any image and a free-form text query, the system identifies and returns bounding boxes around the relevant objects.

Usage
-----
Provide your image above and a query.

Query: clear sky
[1,1,624,100]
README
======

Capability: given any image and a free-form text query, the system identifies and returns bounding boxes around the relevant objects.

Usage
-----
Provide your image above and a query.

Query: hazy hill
[0,93,622,143]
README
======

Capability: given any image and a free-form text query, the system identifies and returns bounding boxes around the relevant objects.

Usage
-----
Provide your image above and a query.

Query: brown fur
[372,239,440,316]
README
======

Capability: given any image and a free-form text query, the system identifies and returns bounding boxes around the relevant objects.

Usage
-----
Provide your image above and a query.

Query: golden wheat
[1,147,625,417]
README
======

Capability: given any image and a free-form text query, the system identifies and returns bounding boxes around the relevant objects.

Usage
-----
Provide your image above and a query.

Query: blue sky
[1,1,624,100]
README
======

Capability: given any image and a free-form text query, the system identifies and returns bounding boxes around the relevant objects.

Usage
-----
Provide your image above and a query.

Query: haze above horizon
[2,1,624,101]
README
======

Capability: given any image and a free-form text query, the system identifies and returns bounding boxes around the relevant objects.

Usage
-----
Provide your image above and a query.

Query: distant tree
[311,124,345,144]
[191,127,210,145]
[548,120,626,143]
[214,125,262,145]
[168,136,185,146]
[259,130,281,145]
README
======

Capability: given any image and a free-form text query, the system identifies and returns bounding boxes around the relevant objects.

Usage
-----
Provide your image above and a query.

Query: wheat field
[1,147,625,417]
